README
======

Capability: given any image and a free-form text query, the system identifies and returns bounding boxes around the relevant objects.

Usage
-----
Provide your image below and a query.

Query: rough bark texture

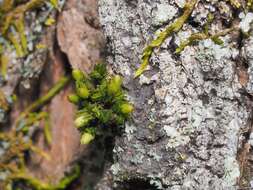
[0,7,57,105]
[57,0,105,74]
[97,0,253,189]
[3,0,253,189]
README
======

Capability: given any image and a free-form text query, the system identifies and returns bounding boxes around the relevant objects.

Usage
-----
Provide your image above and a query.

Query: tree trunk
[2,0,253,189]
[96,0,253,189]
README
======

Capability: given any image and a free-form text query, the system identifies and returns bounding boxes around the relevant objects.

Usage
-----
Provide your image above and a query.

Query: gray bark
[97,0,253,189]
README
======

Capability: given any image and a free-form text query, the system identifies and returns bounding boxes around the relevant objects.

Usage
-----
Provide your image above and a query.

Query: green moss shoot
[69,64,134,145]
[134,0,198,78]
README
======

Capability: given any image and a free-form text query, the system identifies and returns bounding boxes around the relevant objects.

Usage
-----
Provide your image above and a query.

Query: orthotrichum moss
[69,64,134,145]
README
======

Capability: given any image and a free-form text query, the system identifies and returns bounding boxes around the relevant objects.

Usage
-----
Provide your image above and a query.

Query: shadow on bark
[72,133,116,189]
[117,178,160,190]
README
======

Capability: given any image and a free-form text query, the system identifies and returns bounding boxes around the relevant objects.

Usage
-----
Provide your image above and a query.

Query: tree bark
[2,0,253,189]
[97,0,253,189]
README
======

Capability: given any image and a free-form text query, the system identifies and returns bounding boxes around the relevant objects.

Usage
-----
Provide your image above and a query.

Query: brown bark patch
[57,0,105,74]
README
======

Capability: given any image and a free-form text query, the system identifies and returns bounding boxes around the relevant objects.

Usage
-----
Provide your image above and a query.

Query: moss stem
[175,26,237,53]
[135,0,198,77]
[15,76,70,126]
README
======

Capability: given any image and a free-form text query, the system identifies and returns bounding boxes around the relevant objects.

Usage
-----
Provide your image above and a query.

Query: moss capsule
[80,132,95,144]
[77,85,90,99]
[74,113,92,128]
[68,94,80,104]
[107,75,122,96]
[72,69,85,81]
[120,103,134,115]
[70,64,133,144]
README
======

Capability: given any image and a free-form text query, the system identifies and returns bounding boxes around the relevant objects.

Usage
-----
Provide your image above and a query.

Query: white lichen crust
[98,0,252,189]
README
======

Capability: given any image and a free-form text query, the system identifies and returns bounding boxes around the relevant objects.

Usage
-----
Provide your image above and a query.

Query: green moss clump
[69,64,134,145]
